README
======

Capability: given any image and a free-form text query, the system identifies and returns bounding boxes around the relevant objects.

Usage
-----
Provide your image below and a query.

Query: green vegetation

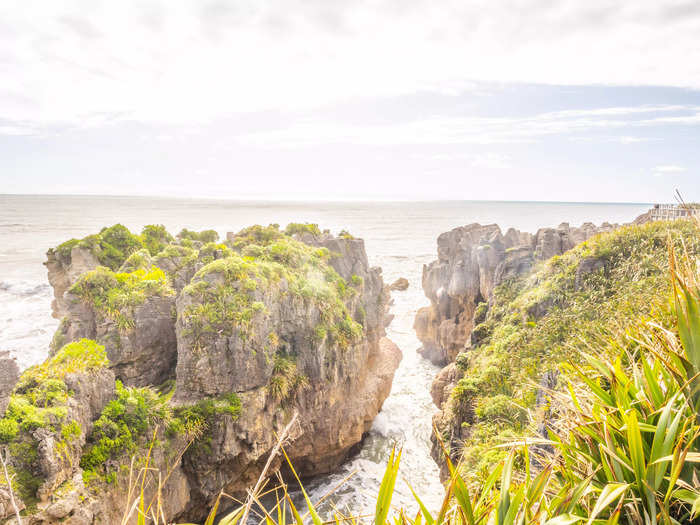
[228,223,284,249]
[118,248,153,272]
[170,393,241,437]
[177,228,219,244]
[70,265,174,331]
[266,355,309,401]
[449,220,700,480]
[152,244,199,280]
[80,379,242,485]
[140,224,174,256]
[0,340,108,500]
[198,241,233,264]
[285,222,321,237]
[50,224,175,270]
[0,339,108,440]
[181,224,362,351]
[80,381,171,484]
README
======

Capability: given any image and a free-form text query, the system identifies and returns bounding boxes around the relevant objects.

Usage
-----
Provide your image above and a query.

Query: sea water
[0,195,648,514]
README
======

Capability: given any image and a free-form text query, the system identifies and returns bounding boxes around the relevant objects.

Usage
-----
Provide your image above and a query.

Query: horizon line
[0,193,656,206]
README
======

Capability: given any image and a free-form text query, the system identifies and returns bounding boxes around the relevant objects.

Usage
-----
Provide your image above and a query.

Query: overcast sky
[1,0,699,201]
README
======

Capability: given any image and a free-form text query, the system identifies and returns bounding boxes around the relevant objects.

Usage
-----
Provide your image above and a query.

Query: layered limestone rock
[52,267,178,388]
[0,223,399,524]
[0,352,18,416]
[414,221,618,365]
[170,226,396,518]
[45,245,100,319]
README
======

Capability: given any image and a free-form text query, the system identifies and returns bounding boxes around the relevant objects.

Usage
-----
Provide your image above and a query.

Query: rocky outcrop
[45,246,100,319]
[169,228,396,519]
[57,291,177,388]
[0,352,18,415]
[389,278,409,291]
[414,222,618,365]
[1,340,115,523]
[8,223,399,524]
[177,337,401,517]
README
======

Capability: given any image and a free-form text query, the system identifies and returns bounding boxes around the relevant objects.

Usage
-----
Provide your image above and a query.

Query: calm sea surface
[0,195,648,514]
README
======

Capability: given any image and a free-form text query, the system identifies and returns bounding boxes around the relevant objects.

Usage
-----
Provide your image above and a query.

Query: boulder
[389,277,409,291]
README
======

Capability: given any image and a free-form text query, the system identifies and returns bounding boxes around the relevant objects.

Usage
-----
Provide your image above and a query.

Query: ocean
[0,194,649,514]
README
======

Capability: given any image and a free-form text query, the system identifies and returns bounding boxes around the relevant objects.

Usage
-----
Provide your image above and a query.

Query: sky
[1,0,699,202]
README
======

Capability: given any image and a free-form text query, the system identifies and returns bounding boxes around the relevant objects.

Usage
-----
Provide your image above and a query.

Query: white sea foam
[0,279,58,370]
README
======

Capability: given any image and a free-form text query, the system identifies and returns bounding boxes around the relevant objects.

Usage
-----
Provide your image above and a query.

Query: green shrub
[266,355,309,402]
[140,224,174,256]
[0,418,18,443]
[284,222,321,237]
[80,381,171,480]
[178,228,219,243]
[49,224,144,270]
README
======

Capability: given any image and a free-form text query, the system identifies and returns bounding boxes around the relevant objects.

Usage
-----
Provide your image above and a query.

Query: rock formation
[416,219,700,483]
[389,277,409,291]
[414,222,618,366]
[1,223,399,524]
[0,352,19,416]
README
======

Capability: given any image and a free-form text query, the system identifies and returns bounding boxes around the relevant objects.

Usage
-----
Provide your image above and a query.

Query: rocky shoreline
[0,223,401,524]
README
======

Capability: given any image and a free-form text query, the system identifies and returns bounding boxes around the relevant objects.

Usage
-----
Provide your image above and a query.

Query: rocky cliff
[414,221,618,366]
[419,219,699,481]
[1,223,400,524]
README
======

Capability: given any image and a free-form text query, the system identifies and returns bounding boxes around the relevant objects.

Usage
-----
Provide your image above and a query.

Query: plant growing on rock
[70,265,174,331]
[445,220,700,481]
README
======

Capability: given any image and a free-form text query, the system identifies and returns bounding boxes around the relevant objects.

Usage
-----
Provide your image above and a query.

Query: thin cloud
[236,105,700,148]
[652,165,686,176]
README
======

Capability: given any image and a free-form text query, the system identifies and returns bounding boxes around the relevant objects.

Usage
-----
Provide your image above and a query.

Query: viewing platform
[648,203,700,221]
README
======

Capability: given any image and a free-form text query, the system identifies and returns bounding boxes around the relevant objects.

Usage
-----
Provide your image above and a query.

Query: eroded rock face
[45,247,100,319]
[415,222,618,365]
[171,230,397,519]
[418,220,621,481]
[0,351,19,415]
[33,368,116,502]
[31,224,399,524]
[177,337,401,519]
[57,292,178,388]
